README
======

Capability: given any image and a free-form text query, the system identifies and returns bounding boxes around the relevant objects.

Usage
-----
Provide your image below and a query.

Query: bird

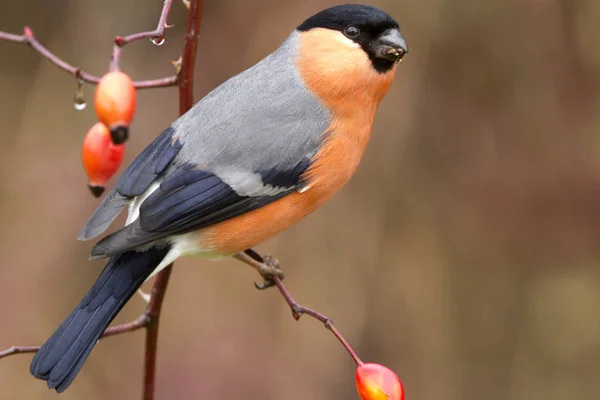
[29,3,408,392]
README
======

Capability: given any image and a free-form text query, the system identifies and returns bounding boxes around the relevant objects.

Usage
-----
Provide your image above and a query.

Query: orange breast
[199,29,396,255]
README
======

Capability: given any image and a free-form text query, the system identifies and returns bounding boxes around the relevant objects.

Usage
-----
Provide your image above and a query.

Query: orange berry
[94,71,136,144]
[355,363,404,400]
[82,122,126,197]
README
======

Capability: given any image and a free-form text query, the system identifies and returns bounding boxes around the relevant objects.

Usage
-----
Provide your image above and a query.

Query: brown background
[1,0,600,399]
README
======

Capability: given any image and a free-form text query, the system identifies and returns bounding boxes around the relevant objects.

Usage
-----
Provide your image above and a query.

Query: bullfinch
[30,4,408,392]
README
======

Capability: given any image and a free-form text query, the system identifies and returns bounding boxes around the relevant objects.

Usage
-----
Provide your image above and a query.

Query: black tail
[30,246,170,392]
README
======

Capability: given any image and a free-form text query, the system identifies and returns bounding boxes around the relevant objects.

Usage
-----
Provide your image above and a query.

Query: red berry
[94,71,136,144]
[355,363,404,400]
[82,122,125,197]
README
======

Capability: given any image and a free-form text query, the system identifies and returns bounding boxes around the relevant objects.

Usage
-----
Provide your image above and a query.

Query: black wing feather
[90,161,307,258]
[257,157,311,188]
[78,127,182,241]
[115,127,182,198]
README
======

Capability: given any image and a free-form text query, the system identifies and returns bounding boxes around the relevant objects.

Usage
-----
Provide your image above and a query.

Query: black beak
[372,28,408,63]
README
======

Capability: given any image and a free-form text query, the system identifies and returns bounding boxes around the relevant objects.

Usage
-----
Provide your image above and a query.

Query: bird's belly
[194,186,334,255]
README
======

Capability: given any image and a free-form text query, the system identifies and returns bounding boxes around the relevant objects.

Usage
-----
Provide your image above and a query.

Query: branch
[0,346,39,359]
[140,1,204,399]
[241,249,364,366]
[273,277,364,365]
[0,27,177,89]
[177,0,204,114]
[142,267,173,400]
[110,0,174,72]
[119,0,173,45]
[0,314,148,359]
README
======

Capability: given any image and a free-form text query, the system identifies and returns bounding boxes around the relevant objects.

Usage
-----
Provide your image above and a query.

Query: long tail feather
[30,246,170,392]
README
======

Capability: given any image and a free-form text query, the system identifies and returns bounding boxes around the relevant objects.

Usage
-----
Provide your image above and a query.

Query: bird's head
[295,4,408,104]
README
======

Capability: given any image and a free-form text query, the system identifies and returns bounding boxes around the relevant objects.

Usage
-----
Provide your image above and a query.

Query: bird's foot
[253,254,284,290]
[233,251,285,290]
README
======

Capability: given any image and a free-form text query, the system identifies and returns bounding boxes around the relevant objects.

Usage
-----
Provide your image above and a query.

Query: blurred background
[1,0,599,399]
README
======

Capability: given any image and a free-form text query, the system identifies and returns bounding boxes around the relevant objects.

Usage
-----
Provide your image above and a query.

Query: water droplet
[73,88,86,110]
[73,76,86,110]
[74,95,87,110]
[150,36,165,46]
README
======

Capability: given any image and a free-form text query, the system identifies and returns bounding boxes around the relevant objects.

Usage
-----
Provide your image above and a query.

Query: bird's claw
[254,279,276,290]
[253,255,285,291]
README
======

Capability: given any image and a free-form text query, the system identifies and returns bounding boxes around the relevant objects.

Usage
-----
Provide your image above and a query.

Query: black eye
[344,25,360,38]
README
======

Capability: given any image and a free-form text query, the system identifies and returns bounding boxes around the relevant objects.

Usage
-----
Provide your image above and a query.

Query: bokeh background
[1,0,599,399]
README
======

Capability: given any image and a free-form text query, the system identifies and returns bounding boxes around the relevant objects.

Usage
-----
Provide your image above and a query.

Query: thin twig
[0,28,177,89]
[140,1,204,399]
[273,277,364,366]
[240,249,364,366]
[120,0,174,45]
[0,314,149,360]
[110,0,174,71]
[103,314,149,337]
[0,346,39,358]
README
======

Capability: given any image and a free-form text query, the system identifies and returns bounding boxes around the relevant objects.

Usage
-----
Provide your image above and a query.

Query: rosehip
[355,363,404,400]
[82,122,125,197]
[94,71,136,144]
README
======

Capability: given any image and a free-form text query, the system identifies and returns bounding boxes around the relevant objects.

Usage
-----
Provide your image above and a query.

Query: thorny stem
[241,249,364,366]
[177,0,204,114]
[0,29,177,89]
[110,0,174,72]
[141,1,204,399]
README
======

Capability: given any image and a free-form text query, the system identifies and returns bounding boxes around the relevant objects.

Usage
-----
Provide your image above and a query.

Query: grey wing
[171,30,330,174]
